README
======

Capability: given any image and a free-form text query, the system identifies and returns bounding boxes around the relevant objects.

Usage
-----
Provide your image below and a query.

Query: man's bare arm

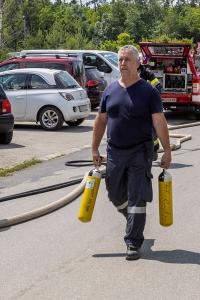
[152,112,171,169]
[92,112,107,167]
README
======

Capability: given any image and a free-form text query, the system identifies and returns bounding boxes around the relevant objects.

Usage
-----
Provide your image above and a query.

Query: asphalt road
[0,110,200,299]
[0,110,100,169]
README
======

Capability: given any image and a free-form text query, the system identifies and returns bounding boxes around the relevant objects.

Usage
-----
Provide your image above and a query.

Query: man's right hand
[160,150,171,169]
[92,149,102,168]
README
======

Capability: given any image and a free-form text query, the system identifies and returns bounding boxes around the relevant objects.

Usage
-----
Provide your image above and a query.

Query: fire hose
[0,121,200,229]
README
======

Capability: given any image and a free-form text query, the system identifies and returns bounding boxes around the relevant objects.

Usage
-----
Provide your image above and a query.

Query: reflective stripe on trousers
[117,202,146,214]
[127,206,146,214]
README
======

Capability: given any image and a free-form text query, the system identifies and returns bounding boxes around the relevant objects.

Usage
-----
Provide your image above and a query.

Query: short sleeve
[98,89,108,113]
[150,87,163,114]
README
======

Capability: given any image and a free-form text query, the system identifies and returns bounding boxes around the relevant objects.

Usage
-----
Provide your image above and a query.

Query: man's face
[118,49,140,76]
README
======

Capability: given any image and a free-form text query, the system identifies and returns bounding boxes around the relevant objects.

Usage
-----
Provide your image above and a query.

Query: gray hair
[118,45,140,61]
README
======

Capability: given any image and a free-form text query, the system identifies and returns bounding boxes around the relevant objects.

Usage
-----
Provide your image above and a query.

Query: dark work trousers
[105,141,153,248]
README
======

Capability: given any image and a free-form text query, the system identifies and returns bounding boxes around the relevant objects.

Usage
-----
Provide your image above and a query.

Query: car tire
[65,118,85,127]
[195,110,200,120]
[0,131,13,144]
[39,106,63,131]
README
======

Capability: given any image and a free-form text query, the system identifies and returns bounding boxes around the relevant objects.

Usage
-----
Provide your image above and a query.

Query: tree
[94,0,126,43]
[0,0,199,54]
[63,29,95,49]
[125,0,165,42]
[179,7,200,42]
[160,6,200,42]
[2,0,25,49]
[100,32,137,52]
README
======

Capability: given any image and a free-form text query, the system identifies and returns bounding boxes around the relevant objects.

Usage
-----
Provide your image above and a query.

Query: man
[138,64,162,160]
[92,45,171,261]
[139,64,161,93]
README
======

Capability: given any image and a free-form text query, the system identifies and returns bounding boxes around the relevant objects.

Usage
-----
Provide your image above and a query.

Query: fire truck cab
[139,42,200,119]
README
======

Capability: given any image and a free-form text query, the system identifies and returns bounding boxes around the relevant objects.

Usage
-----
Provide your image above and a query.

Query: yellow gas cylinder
[158,169,173,226]
[78,169,101,223]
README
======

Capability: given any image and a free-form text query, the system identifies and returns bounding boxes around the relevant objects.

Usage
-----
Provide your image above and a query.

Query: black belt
[108,141,151,150]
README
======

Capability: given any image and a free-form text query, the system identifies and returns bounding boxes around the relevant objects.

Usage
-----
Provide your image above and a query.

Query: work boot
[126,245,141,261]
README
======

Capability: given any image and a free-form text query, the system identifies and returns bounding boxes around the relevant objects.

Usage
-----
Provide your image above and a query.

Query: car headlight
[59,92,74,101]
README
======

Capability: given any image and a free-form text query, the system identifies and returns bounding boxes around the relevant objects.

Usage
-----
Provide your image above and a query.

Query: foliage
[0,0,199,58]
[100,32,137,51]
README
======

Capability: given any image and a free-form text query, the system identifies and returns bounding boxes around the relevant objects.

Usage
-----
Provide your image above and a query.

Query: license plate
[162,98,177,103]
[79,105,88,112]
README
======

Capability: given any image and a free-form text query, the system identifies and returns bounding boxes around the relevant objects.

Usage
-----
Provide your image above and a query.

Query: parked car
[0,69,91,131]
[85,66,107,109]
[0,84,14,144]
[17,49,119,85]
[0,55,86,87]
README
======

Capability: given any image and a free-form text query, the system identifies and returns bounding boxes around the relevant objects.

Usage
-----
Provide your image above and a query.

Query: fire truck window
[195,56,200,73]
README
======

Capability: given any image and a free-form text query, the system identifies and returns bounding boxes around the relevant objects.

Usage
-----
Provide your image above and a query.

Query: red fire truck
[139,42,200,119]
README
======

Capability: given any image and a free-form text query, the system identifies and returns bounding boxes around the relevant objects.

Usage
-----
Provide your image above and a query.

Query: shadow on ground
[153,162,193,169]
[14,124,93,133]
[164,110,197,126]
[0,143,25,150]
[93,239,200,265]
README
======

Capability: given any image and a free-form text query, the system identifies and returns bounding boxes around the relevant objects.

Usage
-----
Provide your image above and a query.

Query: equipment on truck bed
[139,42,200,119]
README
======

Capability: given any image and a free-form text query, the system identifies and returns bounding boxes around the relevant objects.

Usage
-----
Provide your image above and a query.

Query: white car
[18,49,120,85]
[0,68,91,130]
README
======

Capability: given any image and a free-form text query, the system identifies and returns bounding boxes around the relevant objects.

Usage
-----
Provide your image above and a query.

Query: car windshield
[54,71,79,89]
[100,52,118,67]
[0,74,26,90]
[0,63,20,72]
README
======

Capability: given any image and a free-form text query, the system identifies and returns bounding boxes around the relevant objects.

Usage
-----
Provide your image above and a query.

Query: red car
[0,55,86,88]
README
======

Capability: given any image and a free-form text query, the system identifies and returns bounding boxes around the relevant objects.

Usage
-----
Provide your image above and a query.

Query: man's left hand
[160,150,171,169]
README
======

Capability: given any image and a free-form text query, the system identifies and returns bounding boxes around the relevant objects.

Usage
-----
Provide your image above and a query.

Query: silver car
[0,68,91,130]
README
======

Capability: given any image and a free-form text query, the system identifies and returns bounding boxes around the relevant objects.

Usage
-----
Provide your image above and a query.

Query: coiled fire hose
[0,121,200,229]
[159,121,200,152]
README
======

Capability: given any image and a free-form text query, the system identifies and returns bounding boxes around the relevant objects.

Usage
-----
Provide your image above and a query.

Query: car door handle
[16,96,24,99]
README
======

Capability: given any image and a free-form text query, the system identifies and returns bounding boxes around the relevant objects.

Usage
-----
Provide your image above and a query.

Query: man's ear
[137,62,141,71]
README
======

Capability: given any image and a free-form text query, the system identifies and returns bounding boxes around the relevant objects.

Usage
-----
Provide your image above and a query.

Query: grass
[0,158,42,177]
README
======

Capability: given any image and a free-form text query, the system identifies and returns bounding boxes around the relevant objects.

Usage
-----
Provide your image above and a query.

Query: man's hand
[160,150,171,169]
[152,112,172,169]
[92,149,102,168]
[92,112,107,168]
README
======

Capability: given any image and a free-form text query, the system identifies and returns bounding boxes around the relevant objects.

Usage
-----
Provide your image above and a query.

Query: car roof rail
[19,53,78,59]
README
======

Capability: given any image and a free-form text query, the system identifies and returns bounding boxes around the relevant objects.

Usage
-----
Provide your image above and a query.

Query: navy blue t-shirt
[99,79,163,148]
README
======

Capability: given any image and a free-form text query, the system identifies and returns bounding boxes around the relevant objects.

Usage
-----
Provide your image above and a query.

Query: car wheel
[39,107,63,131]
[0,131,13,144]
[66,118,85,127]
